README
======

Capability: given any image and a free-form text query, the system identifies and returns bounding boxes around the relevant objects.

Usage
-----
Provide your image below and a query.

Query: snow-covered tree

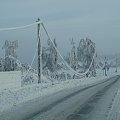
[77,38,96,76]
[43,38,58,72]
[70,42,77,70]
[42,47,47,66]
[2,40,19,71]
[77,39,85,63]
[65,52,71,65]
[0,58,4,71]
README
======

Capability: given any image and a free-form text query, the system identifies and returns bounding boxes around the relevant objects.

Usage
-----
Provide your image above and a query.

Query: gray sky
[0,0,120,63]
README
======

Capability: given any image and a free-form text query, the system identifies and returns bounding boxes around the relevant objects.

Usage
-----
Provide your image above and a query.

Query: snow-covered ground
[96,67,119,76]
[0,68,119,113]
[107,88,120,120]
[0,67,119,114]
[0,71,21,90]
[67,74,120,120]
[0,75,119,120]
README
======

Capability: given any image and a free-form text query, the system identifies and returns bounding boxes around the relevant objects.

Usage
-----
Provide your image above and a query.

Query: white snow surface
[0,68,120,113]
[0,71,21,90]
[107,88,120,120]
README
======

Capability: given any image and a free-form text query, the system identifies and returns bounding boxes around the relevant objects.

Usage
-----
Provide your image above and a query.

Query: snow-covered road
[67,75,120,120]
[0,75,119,120]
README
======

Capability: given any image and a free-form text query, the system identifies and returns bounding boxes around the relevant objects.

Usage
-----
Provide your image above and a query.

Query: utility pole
[104,57,107,76]
[71,38,76,71]
[115,56,118,72]
[37,18,42,83]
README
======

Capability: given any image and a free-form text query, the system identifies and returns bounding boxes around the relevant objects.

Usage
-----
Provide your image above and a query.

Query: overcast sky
[0,0,120,63]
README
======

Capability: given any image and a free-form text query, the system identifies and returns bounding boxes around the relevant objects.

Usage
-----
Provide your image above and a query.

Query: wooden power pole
[115,56,118,72]
[37,18,42,83]
[104,57,107,76]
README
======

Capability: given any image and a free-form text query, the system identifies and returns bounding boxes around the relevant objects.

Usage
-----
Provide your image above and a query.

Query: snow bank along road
[0,75,120,120]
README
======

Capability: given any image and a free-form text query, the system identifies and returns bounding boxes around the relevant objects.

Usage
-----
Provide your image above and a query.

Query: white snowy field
[0,68,119,113]
[0,71,21,90]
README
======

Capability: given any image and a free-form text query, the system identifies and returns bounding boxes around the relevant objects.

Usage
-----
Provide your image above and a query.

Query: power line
[0,20,97,79]
[41,22,96,77]
[0,21,41,31]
